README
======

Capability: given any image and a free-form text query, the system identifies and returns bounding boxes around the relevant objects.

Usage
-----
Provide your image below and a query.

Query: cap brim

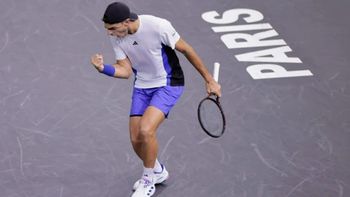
[130,12,138,20]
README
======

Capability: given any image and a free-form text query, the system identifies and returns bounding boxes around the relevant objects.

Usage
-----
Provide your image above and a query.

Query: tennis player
[91,2,221,197]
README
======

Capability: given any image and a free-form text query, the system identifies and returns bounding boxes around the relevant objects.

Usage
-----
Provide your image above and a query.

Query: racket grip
[213,62,220,82]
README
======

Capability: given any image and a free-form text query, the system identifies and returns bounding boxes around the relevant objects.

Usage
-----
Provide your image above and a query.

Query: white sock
[153,159,163,173]
[143,167,154,181]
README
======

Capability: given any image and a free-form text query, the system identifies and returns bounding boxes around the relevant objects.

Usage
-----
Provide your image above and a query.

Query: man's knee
[129,117,142,144]
[138,124,156,142]
[130,134,141,145]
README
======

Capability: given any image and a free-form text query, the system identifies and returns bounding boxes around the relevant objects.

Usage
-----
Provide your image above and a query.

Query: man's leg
[129,116,143,159]
[130,106,165,197]
[130,86,182,196]
[130,108,169,192]
[129,107,164,166]
[129,86,183,164]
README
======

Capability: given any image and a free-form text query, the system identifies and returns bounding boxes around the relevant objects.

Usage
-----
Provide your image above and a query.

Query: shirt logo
[133,41,138,45]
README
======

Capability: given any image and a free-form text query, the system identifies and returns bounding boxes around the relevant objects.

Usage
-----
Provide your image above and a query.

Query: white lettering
[247,64,313,79]
[220,30,286,49]
[201,9,264,25]
[202,8,313,79]
[212,23,272,32]
[236,46,302,63]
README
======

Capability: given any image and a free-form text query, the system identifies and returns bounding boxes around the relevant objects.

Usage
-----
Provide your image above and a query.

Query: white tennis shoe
[132,164,169,191]
[131,176,156,197]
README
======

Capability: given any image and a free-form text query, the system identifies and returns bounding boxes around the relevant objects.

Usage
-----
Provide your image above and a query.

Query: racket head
[197,94,226,138]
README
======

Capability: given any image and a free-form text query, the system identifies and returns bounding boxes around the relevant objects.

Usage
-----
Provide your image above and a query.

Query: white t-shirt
[110,15,185,88]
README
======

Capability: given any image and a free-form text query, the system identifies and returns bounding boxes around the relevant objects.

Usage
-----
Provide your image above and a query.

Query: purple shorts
[130,86,184,117]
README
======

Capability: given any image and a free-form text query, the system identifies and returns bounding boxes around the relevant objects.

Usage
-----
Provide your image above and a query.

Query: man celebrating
[91,2,221,196]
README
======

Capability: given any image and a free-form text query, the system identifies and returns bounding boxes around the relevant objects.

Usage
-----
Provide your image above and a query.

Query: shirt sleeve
[159,19,180,49]
[109,36,127,60]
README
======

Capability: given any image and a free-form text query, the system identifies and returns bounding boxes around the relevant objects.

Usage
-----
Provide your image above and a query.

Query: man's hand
[91,53,104,72]
[206,80,222,97]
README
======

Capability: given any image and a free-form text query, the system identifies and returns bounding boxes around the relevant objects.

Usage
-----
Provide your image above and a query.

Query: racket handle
[213,62,220,82]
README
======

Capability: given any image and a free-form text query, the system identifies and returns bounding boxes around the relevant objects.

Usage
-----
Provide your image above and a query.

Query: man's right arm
[91,54,133,79]
[114,58,133,79]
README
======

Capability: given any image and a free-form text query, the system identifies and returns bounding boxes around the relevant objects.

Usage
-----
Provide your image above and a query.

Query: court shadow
[153,182,169,196]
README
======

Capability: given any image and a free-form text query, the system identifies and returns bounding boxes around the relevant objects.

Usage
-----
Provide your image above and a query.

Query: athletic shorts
[130,86,184,118]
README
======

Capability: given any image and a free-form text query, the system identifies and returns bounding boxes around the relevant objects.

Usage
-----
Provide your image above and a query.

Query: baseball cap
[102,2,138,24]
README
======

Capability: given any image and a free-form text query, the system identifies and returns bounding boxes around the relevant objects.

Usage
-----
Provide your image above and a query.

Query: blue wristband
[102,64,116,77]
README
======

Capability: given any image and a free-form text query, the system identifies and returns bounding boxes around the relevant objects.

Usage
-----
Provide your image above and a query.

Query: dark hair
[102,2,138,24]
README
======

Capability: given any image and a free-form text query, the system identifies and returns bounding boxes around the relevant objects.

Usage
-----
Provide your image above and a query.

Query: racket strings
[198,99,224,137]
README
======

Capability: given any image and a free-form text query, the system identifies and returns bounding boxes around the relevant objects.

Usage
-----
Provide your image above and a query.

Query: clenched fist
[91,53,104,72]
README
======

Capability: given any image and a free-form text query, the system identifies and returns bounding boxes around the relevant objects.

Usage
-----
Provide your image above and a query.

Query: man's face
[105,21,129,38]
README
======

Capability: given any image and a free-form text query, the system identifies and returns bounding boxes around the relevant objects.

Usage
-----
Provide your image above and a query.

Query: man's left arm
[175,38,222,97]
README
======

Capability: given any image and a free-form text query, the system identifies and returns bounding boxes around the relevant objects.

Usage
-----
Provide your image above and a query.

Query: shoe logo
[133,41,138,45]
[154,169,163,174]
[154,164,164,174]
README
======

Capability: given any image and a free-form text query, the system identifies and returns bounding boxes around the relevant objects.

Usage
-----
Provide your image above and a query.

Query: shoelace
[141,177,153,188]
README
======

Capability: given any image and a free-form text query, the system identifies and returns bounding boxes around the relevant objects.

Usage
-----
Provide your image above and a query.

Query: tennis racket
[197,62,226,138]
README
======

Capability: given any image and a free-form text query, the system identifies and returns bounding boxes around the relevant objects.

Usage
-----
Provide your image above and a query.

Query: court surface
[1,0,350,196]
